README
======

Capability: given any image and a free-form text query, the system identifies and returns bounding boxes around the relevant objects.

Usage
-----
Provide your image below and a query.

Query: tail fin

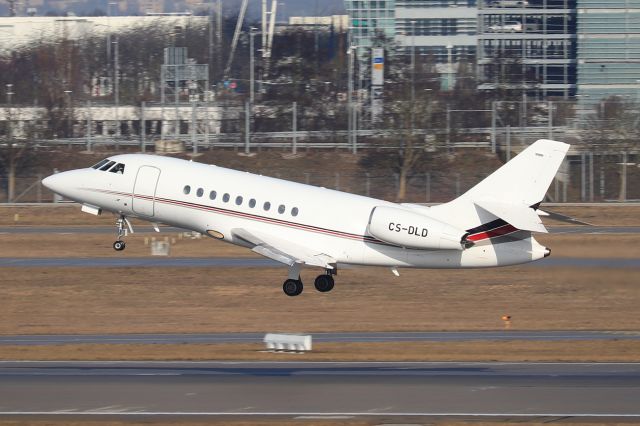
[427,139,570,233]
[463,139,569,206]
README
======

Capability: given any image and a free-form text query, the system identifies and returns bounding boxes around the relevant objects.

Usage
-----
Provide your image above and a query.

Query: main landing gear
[282,264,336,296]
[113,215,129,251]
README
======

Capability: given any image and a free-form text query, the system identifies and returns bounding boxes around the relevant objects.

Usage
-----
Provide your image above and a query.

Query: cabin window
[263,201,271,211]
[196,188,204,197]
[291,207,299,217]
[223,193,230,203]
[183,185,191,195]
[109,163,125,174]
[209,190,217,200]
[249,199,256,208]
[99,161,116,171]
[235,196,243,205]
[278,204,285,214]
[91,159,109,169]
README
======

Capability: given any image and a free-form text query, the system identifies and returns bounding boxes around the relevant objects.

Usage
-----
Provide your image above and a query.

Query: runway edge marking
[1,412,640,417]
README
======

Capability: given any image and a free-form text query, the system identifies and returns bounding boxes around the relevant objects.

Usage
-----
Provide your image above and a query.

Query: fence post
[292,101,297,155]
[244,101,251,155]
[426,172,431,202]
[37,174,42,203]
[365,172,370,197]
[86,100,92,153]
[581,152,586,202]
[140,101,146,153]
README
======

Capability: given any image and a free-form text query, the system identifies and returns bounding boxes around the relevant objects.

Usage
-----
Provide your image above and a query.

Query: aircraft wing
[231,228,336,269]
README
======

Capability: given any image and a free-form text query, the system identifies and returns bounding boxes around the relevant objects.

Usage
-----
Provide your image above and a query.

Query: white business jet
[42,139,569,296]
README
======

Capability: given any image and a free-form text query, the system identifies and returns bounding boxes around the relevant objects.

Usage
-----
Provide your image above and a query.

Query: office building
[477,0,577,98]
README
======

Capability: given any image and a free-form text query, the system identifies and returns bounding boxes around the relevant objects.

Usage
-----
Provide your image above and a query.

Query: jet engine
[368,206,471,251]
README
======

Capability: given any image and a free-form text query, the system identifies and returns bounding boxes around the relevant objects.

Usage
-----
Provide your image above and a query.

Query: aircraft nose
[42,173,62,193]
[42,170,80,197]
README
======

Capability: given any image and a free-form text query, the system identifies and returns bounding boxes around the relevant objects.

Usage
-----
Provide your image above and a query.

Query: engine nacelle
[368,206,469,251]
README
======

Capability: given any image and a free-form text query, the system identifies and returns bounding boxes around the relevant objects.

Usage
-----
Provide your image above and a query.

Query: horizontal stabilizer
[474,199,548,233]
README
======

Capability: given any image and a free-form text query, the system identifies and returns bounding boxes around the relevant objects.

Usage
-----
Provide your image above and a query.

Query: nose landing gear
[113,215,132,251]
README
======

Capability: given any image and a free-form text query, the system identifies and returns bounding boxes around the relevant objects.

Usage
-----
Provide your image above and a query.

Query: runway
[1,225,640,234]
[0,256,639,268]
[1,361,639,418]
[2,330,640,346]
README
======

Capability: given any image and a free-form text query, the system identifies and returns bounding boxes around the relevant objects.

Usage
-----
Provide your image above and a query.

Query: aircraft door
[132,166,161,217]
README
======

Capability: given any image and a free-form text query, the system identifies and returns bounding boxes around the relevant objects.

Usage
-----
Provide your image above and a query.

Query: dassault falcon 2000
[43,139,569,296]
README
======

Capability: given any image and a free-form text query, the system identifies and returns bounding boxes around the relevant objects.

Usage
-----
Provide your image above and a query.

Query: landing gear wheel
[283,279,303,296]
[113,241,126,251]
[314,274,335,292]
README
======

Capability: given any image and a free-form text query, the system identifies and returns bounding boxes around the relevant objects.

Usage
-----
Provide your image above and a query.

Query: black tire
[283,279,303,296]
[113,241,126,251]
[314,274,335,293]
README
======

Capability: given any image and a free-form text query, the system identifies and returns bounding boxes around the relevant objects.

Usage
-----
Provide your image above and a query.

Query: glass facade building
[344,0,477,62]
[344,0,397,52]
[477,0,577,98]
[576,0,640,106]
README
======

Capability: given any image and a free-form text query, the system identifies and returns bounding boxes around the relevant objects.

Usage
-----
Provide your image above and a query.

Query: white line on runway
[1,412,640,417]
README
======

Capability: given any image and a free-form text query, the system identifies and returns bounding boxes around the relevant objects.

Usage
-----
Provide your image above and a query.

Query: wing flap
[231,228,336,268]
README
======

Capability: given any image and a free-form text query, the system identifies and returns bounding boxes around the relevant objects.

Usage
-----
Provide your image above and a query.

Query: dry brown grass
[1,266,639,335]
[2,340,640,362]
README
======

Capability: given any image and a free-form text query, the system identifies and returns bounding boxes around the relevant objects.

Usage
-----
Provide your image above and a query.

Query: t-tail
[426,139,570,260]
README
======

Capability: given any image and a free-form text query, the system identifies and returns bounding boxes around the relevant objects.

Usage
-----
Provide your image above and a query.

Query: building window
[183,185,191,195]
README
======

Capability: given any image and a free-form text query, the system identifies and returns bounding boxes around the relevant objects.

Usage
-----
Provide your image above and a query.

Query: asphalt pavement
[1,330,639,346]
[0,361,639,418]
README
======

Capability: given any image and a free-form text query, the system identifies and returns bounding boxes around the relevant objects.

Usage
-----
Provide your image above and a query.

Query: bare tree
[0,104,40,202]
[581,96,640,201]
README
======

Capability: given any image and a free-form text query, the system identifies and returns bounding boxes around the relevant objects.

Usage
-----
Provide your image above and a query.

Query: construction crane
[222,0,277,82]
[222,0,249,80]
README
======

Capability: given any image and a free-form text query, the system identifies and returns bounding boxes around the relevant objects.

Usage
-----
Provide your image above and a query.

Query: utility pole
[191,100,198,155]
[491,101,497,154]
[410,20,416,133]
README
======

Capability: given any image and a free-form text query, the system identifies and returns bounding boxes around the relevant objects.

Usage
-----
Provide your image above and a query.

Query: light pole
[113,35,120,137]
[249,27,258,104]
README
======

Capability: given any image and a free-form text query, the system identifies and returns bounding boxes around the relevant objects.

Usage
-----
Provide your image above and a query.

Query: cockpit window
[91,159,110,169]
[99,161,116,171]
[109,163,125,174]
